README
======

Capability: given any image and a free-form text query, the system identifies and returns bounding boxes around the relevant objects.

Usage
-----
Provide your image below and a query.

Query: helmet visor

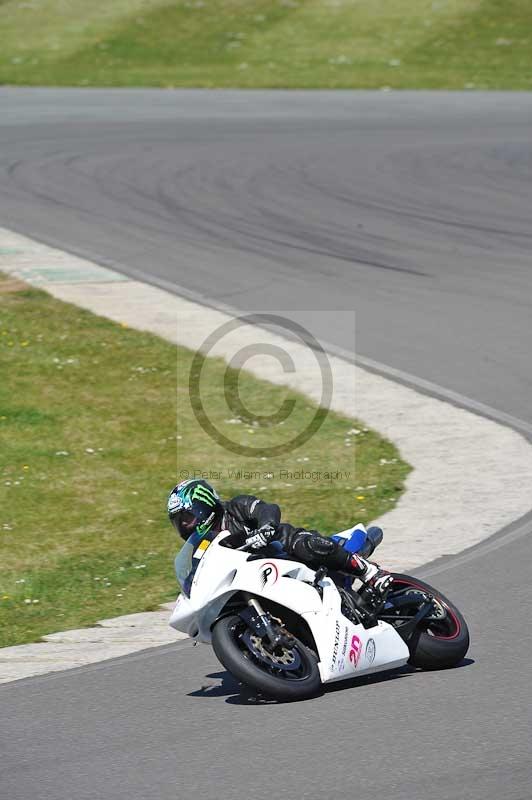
[172,509,199,539]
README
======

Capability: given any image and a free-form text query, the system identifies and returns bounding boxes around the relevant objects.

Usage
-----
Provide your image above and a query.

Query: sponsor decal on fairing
[365,638,376,664]
[330,621,341,669]
[349,634,362,667]
[259,562,279,588]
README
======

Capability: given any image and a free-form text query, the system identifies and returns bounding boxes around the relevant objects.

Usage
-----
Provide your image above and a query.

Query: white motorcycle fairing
[169,531,410,685]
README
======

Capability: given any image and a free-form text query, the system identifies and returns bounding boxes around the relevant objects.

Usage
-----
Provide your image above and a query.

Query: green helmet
[167,479,223,540]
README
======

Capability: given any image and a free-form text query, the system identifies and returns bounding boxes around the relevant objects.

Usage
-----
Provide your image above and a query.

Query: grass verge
[0,273,409,647]
[0,0,531,89]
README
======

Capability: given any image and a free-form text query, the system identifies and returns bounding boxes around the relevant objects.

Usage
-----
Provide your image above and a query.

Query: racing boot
[348,554,393,610]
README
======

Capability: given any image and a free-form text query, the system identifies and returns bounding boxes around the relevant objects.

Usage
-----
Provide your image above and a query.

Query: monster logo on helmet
[168,479,223,540]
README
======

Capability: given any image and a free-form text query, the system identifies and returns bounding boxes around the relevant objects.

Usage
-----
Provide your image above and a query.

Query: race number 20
[349,635,362,667]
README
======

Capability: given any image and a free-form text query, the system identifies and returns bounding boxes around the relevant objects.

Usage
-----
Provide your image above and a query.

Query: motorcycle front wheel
[211,614,321,700]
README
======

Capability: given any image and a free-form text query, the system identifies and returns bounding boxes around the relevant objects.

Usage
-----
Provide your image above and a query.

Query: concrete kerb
[2,225,532,683]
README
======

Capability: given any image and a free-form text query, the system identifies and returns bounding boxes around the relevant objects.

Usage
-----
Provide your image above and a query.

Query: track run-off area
[1,89,532,800]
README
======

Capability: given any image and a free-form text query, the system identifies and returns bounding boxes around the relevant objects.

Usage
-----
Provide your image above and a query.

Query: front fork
[239,597,292,649]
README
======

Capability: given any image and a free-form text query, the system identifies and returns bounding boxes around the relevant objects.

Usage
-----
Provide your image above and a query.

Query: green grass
[0,275,410,647]
[0,0,531,89]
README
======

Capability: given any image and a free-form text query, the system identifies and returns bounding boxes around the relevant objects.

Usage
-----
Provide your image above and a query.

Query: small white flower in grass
[116,594,123,598]
[24,599,31,604]
[259,486,267,491]
[2,524,13,530]
[177,435,182,440]
[5,481,11,486]
[85,448,95,454]
[134,564,147,569]
[14,481,20,485]
[32,599,39,604]
[285,483,293,487]
[94,577,101,581]
[347,428,360,436]
[15,579,25,584]
[329,55,351,66]
[131,491,139,495]
[55,451,69,456]
[119,567,126,572]
[225,418,242,425]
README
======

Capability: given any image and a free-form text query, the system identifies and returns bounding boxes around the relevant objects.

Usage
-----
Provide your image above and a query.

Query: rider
[167,478,393,600]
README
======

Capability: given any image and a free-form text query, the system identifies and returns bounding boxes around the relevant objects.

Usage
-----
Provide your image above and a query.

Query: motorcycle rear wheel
[388,574,470,669]
[212,614,321,700]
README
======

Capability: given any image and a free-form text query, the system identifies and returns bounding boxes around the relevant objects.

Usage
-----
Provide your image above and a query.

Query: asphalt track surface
[1,89,531,800]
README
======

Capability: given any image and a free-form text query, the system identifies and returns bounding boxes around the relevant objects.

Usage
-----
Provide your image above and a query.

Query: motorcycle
[169,526,470,700]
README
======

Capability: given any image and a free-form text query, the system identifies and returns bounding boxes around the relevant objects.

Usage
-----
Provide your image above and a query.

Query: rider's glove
[244,523,278,550]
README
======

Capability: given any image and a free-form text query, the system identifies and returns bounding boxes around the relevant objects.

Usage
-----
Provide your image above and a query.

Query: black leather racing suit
[222,494,354,573]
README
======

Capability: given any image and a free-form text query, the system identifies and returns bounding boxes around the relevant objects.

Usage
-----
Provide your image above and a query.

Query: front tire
[388,574,470,670]
[212,614,322,700]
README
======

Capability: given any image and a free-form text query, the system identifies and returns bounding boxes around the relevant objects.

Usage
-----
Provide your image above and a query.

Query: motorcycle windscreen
[174,531,214,597]
[174,540,195,597]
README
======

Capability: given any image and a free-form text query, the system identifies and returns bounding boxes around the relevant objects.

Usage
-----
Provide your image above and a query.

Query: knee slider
[304,534,336,558]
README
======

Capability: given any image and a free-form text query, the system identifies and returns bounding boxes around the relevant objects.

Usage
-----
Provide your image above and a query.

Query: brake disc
[242,630,302,671]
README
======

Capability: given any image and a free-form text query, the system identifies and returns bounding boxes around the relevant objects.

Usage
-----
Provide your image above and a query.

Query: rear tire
[389,574,470,670]
[212,614,321,700]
